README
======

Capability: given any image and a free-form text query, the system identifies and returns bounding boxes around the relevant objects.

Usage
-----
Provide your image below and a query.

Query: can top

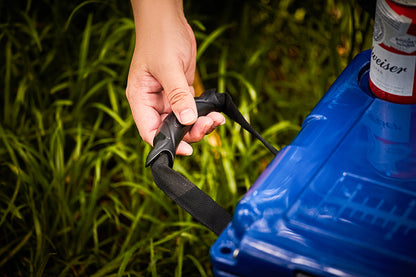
[391,0,416,6]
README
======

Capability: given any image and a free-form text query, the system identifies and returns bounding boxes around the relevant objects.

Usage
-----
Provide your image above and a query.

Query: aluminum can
[366,100,416,179]
[369,0,416,104]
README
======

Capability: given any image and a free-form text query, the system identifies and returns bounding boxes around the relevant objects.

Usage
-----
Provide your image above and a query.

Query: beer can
[369,0,416,104]
[366,100,416,179]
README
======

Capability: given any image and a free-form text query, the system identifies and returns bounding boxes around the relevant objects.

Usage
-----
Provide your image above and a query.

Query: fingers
[176,141,193,156]
[183,112,226,143]
[176,112,225,156]
[126,66,162,146]
[153,59,198,126]
[127,64,225,154]
[127,95,161,146]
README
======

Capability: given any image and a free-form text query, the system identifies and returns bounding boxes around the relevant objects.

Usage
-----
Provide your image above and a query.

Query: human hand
[126,0,225,156]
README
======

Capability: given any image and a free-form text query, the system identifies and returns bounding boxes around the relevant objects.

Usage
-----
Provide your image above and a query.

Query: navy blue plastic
[210,50,416,277]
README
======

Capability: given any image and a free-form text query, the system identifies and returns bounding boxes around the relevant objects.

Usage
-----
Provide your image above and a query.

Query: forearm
[130,0,185,32]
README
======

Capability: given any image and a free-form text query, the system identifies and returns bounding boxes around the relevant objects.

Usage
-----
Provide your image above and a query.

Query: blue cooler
[210,50,416,277]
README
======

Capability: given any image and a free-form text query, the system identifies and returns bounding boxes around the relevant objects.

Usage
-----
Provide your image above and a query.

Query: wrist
[131,0,185,22]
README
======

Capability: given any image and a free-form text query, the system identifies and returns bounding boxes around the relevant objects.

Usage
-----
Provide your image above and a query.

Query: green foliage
[0,0,372,276]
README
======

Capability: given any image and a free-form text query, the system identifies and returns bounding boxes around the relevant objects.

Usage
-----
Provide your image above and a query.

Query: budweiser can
[369,0,416,104]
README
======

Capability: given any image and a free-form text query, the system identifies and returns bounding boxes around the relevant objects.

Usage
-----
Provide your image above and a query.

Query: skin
[126,0,225,155]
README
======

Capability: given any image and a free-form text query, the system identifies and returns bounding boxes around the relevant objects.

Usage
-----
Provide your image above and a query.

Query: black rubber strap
[151,153,233,235]
[147,90,278,235]
[220,92,279,156]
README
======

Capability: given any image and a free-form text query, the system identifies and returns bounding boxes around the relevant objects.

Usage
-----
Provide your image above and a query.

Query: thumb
[159,66,197,125]
[170,87,197,125]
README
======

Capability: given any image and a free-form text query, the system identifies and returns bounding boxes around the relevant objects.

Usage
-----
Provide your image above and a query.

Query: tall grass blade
[92,103,128,128]
[196,24,233,61]
[0,178,20,227]
[78,13,93,81]
[0,230,33,268]
[3,41,11,123]
[186,255,208,277]
[148,239,158,277]
[64,0,102,31]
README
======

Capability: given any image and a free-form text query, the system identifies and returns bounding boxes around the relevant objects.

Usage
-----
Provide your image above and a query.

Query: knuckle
[167,88,190,106]
[194,131,205,142]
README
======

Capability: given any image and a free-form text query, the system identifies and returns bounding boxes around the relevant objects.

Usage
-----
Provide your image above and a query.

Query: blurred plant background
[0,0,373,276]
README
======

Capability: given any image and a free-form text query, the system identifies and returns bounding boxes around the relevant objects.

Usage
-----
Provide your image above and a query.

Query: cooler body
[210,50,416,277]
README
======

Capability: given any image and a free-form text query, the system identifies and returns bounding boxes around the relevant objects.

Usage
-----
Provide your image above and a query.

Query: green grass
[0,0,372,276]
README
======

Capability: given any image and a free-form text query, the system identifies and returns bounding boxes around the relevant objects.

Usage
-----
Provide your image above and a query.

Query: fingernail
[183,144,193,156]
[179,109,196,124]
[179,142,193,156]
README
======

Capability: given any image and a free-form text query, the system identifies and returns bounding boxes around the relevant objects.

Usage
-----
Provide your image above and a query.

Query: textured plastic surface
[210,50,416,277]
